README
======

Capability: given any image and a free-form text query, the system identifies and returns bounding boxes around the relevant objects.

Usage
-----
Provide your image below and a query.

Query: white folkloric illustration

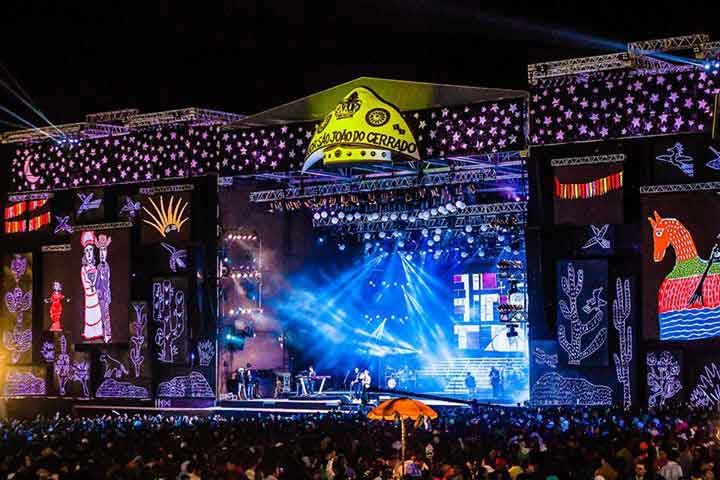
[655,142,694,177]
[130,303,147,378]
[533,348,558,369]
[582,225,611,250]
[54,336,90,397]
[531,372,612,406]
[157,371,213,398]
[154,280,185,363]
[40,341,55,363]
[690,363,720,408]
[96,234,112,343]
[612,278,633,410]
[4,371,46,396]
[3,255,32,363]
[161,242,187,272]
[80,231,104,341]
[100,353,128,379]
[558,263,608,366]
[198,340,214,367]
[647,351,682,409]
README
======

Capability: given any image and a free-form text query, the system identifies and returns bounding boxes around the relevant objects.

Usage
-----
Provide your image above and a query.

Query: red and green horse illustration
[649,211,720,340]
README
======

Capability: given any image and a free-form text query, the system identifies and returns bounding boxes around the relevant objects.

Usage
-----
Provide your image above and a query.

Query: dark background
[0,2,719,127]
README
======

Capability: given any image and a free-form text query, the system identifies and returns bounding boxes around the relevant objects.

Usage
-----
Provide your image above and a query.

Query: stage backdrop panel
[93,344,151,400]
[3,365,46,396]
[646,350,683,409]
[555,260,609,367]
[553,161,624,225]
[152,276,188,366]
[2,253,33,364]
[140,189,192,245]
[50,333,91,398]
[70,226,131,344]
[642,191,720,341]
[41,246,72,332]
[651,137,699,184]
[73,189,105,225]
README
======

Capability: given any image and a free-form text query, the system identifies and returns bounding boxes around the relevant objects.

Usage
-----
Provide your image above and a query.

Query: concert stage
[69,391,471,417]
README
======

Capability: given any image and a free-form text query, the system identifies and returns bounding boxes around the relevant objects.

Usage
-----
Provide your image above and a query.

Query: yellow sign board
[303,87,419,171]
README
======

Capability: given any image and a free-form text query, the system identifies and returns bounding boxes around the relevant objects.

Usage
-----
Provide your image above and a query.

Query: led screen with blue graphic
[269,233,529,405]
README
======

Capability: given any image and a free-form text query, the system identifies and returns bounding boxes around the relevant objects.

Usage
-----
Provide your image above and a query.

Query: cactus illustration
[153,281,185,363]
[558,263,608,366]
[130,303,147,377]
[612,277,632,409]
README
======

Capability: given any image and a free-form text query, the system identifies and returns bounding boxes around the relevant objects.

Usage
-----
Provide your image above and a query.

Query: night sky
[1,1,719,126]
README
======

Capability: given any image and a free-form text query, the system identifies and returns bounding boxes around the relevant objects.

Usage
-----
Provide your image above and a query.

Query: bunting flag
[4,202,26,220]
[554,171,624,200]
[3,196,53,235]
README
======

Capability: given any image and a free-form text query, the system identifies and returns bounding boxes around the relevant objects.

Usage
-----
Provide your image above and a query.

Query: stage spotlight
[379,232,386,238]
[338,243,346,251]
[478,249,485,257]
[456,200,466,209]
[364,232,372,240]
[498,234,505,242]
[468,237,474,244]
[434,228,442,235]
[405,254,412,261]
[365,242,372,250]
[438,206,447,215]
[421,228,429,237]
[317,236,326,245]
[431,208,438,216]
[338,212,345,219]
[331,217,339,224]
[320,211,328,219]
[461,251,469,258]
[465,225,473,233]
[398,240,405,248]
[381,214,389,222]
[408,215,416,223]
[447,203,457,213]
[390,213,398,221]
[400,213,408,221]
[427,240,435,246]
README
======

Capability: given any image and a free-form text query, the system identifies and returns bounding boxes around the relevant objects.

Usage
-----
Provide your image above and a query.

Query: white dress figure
[96,234,112,343]
[80,231,104,341]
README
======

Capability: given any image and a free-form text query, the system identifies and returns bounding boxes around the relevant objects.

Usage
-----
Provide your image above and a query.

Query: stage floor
[72,391,472,416]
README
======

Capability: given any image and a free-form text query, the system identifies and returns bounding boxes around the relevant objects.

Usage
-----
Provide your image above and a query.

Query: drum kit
[384,366,416,390]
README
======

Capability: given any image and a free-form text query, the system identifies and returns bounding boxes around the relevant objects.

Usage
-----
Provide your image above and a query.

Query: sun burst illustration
[142,195,189,238]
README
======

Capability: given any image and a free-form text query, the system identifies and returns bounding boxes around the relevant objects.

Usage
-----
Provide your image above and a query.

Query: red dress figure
[46,281,69,332]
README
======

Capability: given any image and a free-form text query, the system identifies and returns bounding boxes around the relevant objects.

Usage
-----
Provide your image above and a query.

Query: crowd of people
[1,404,719,480]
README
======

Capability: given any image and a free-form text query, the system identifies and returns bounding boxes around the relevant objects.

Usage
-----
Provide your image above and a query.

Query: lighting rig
[219,228,262,339]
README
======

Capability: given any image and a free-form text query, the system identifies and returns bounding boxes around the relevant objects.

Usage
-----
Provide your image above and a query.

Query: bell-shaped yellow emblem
[303,87,419,171]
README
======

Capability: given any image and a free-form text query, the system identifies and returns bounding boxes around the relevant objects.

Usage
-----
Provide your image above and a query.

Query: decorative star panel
[9,100,527,192]
[530,69,718,145]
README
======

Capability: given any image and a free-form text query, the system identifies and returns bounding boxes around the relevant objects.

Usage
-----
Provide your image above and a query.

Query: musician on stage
[489,367,502,400]
[465,371,477,399]
[236,367,247,400]
[359,368,371,405]
[349,367,361,399]
[245,363,257,399]
[308,365,317,395]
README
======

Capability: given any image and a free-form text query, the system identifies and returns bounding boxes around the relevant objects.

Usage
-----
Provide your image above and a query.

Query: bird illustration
[161,242,187,272]
[581,224,610,250]
[54,215,74,235]
[656,142,694,176]
[77,193,103,216]
[582,287,607,314]
[100,353,128,379]
[706,146,720,171]
[120,197,141,218]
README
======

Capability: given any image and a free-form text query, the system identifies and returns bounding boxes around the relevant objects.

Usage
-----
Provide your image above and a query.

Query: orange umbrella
[367,397,438,421]
[368,398,438,473]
